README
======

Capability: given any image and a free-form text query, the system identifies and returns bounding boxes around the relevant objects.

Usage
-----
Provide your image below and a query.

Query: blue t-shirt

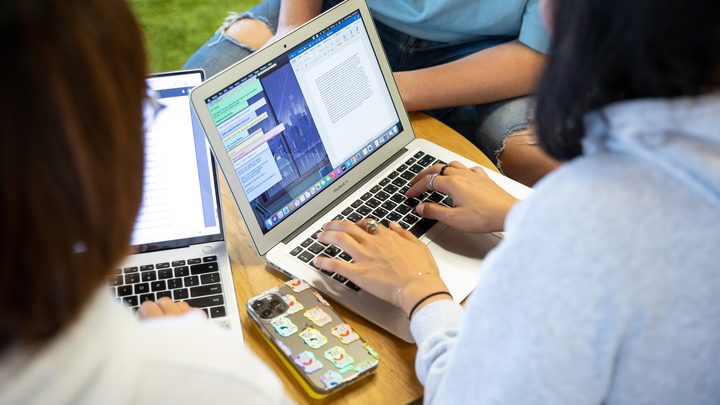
[366,0,550,53]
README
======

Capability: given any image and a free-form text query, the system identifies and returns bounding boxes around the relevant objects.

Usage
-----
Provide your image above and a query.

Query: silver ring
[365,219,378,234]
[428,173,439,191]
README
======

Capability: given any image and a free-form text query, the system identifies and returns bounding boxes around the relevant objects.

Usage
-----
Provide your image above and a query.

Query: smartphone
[247,279,380,398]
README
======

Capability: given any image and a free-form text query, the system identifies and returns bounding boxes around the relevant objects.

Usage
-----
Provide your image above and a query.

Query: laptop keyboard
[290,151,453,292]
[108,254,227,319]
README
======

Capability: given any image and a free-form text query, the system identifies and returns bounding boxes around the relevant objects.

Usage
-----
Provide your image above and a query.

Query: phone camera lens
[261,309,272,318]
[269,299,281,308]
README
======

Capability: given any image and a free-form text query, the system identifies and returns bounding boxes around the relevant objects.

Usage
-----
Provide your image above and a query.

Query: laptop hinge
[282,147,409,244]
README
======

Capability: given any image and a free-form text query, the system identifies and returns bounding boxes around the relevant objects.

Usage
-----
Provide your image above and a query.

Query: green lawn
[130,0,260,72]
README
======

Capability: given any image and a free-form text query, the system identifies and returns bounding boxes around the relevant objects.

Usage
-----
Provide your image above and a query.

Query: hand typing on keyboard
[137,297,206,319]
[406,161,517,233]
[313,219,450,318]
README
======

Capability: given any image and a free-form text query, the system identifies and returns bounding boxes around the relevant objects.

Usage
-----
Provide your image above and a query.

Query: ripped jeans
[183,0,533,165]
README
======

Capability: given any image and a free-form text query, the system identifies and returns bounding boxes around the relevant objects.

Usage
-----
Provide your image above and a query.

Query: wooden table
[221,113,497,404]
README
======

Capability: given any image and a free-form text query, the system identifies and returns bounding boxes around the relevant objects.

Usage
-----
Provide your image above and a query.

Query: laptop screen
[131,71,222,252]
[203,10,402,234]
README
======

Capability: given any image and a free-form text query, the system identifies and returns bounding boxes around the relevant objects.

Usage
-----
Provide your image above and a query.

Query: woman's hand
[313,219,450,317]
[137,297,205,319]
[407,161,517,233]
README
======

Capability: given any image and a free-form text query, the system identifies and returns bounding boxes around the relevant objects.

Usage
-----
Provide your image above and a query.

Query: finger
[447,160,468,170]
[388,221,418,241]
[178,301,192,311]
[317,230,367,258]
[321,220,371,243]
[312,256,356,277]
[138,300,163,319]
[406,173,451,197]
[356,217,387,235]
[156,297,183,316]
[408,163,445,187]
[415,202,456,224]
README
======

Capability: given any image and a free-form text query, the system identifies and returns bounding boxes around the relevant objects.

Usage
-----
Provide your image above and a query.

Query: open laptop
[110,70,243,339]
[190,0,530,342]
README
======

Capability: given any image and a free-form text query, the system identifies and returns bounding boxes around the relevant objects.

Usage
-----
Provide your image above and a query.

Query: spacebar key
[185,294,224,309]
[410,218,437,238]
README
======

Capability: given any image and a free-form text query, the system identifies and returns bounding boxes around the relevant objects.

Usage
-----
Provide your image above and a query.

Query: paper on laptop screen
[203,10,402,235]
[131,72,221,247]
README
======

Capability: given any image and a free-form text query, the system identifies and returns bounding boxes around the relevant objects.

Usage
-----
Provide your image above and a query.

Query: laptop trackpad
[426,226,501,303]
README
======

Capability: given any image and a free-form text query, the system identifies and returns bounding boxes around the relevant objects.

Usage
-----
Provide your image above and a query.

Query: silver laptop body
[113,70,243,339]
[190,0,529,342]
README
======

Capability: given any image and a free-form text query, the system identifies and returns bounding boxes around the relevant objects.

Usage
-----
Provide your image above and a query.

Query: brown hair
[0,0,147,350]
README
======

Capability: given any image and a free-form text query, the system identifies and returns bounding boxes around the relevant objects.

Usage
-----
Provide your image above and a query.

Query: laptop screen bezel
[189,0,415,256]
[131,69,225,254]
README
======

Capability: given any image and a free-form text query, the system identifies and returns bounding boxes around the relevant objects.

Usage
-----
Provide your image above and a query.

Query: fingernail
[389,221,400,228]
[415,204,424,215]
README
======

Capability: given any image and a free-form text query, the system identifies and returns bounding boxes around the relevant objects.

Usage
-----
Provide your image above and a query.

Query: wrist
[398,274,449,316]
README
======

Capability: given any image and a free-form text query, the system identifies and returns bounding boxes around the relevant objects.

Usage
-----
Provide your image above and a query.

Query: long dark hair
[536,0,720,160]
[0,0,147,350]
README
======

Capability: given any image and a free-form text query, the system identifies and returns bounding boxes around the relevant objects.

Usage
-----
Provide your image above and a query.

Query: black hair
[535,0,720,160]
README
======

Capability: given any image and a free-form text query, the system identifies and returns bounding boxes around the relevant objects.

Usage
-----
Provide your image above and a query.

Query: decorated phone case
[247,279,380,398]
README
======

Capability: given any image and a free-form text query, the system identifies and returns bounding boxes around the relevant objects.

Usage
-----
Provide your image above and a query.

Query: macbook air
[190,0,530,342]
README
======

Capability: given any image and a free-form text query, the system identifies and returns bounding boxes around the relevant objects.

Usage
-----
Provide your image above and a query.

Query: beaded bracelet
[408,291,452,319]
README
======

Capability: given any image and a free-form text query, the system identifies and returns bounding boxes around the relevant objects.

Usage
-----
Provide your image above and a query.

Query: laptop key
[365,198,380,208]
[333,214,343,221]
[307,243,325,254]
[386,212,402,222]
[380,219,390,228]
[321,269,335,277]
[428,192,444,203]
[360,192,372,201]
[375,190,390,201]
[201,273,221,284]
[187,258,201,265]
[410,218,437,238]
[123,266,138,274]
[372,207,389,218]
[399,221,411,230]
[381,201,397,211]
[351,199,363,208]
[173,288,189,300]
[400,171,415,181]
[395,204,411,215]
[156,262,170,269]
[141,271,156,282]
[190,262,218,275]
[139,293,155,304]
[125,273,140,284]
[134,283,150,295]
[409,164,424,174]
[346,212,362,223]
[390,194,405,204]
[379,178,390,186]
[442,196,454,207]
[404,214,420,224]
[210,306,227,318]
[311,230,322,239]
[118,285,133,297]
[405,157,417,165]
[384,184,399,194]
[324,245,341,257]
[203,255,218,262]
[406,198,421,208]
[339,252,352,261]
[171,260,186,267]
[290,246,303,256]
[184,276,200,287]
[158,269,173,279]
[190,283,222,297]
[396,164,407,172]
[167,278,182,289]
[301,238,313,247]
[346,281,362,292]
[341,207,353,216]
[151,280,166,291]
[333,274,348,283]
[122,296,139,307]
[140,264,154,271]
[174,266,190,277]
[387,171,399,179]
[156,291,172,300]
[392,178,406,187]
[186,294,224,309]
[297,251,314,263]
[413,151,425,159]
[369,185,381,194]
[356,205,371,216]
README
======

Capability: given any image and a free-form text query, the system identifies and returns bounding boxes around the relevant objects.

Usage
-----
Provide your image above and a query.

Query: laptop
[189,0,530,342]
[110,70,243,339]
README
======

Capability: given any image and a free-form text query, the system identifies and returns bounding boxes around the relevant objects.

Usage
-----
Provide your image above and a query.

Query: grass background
[129,0,260,73]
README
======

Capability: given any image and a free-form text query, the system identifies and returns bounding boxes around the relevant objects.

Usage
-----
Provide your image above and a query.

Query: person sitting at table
[313,0,720,402]
[0,1,288,403]
[183,0,560,186]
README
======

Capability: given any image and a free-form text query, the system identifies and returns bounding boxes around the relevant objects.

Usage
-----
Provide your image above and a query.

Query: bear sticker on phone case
[294,351,324,374]
[304,306,332,327]
[271,316,298,337]
[285,278,310,293]
[331,323,360,344]
[299,327,328,349]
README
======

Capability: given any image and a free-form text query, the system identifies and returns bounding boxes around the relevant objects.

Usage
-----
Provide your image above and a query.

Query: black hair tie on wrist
[409,291,452,319]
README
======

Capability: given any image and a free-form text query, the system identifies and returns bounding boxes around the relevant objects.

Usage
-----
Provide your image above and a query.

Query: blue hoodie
[410,95,720,404]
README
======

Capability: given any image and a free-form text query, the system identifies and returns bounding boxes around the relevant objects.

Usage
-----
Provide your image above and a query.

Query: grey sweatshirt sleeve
[409,174,631,404]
